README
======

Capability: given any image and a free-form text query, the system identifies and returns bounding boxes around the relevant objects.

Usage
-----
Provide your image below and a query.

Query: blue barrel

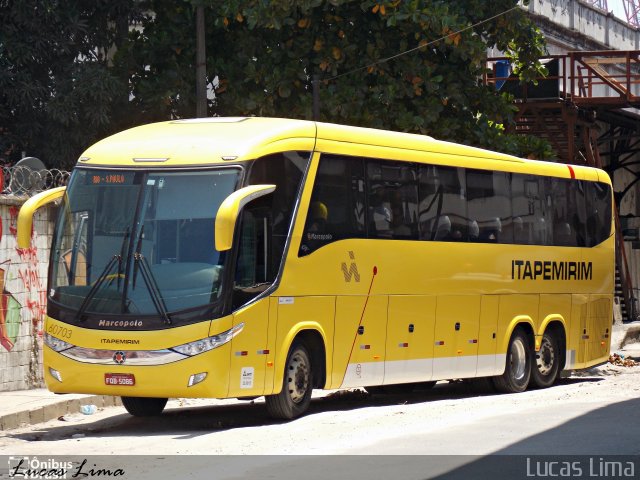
[495,60,510,90]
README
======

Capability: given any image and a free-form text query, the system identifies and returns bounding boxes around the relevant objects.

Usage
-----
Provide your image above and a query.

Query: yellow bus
[18,117,614,419]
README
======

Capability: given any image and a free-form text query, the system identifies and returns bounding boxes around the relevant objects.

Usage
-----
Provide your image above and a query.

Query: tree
[124,0,551,159]
[1,0,553,166]
[0,0,142,168]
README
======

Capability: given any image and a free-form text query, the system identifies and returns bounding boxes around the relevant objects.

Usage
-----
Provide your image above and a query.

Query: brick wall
[0,196,55,391]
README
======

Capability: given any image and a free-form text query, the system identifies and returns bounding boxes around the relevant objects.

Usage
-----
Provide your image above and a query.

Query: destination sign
[87,172,135,185]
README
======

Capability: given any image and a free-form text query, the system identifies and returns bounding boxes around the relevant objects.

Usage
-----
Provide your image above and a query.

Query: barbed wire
[0,166,70,196]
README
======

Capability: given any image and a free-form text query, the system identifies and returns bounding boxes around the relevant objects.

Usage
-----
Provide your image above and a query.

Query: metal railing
[485,51,640,108]
[0,166,70,196]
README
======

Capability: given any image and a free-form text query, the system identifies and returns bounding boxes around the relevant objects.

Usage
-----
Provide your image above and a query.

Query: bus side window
[573,181,588,247]
[367,160,418,240]
[548,177,584,247]
[417,165,440,240]
[299,155,365,256]
[511,174,546,245]
[467,169,511,244]
[585,181,612,246]
[418,165,466,241]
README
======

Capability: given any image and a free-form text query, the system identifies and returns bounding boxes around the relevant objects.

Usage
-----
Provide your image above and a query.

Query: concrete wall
[527,0,640,52]
[0,197,55,392]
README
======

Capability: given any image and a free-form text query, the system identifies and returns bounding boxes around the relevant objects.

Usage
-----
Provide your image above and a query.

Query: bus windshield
[50,168,240,323]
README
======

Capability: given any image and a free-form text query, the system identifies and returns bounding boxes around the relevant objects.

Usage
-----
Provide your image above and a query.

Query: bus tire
[121,396,168,417]
[265,342,312,419]
[492,328,531,393]
[530,330,560,388]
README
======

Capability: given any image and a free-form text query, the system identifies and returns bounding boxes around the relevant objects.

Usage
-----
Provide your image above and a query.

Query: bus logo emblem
[113,351,126,365]
[341,251,360,282]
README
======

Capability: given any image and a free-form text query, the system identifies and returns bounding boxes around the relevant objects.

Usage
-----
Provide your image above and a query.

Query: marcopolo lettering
[512,260,592,281]
[98,319,143,328]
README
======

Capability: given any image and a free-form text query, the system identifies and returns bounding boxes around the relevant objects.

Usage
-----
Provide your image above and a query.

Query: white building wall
[526,0,640,50]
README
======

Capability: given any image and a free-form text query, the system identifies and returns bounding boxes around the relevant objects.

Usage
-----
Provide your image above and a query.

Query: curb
[0,395,122,431]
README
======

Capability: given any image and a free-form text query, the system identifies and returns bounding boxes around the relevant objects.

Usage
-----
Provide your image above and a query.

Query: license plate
[104,373,135,386]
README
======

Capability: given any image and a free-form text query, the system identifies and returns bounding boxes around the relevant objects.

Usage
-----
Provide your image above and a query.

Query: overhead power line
[323,5,520,83]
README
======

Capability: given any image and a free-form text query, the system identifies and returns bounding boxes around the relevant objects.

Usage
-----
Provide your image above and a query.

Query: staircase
[616,210,637,323]
[615,264,629,323]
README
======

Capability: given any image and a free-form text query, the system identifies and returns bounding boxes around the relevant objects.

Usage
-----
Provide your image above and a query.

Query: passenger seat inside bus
[555,222,573,246]
[434,215,451,241]
[480,217,502,243]
[468,220,479,242]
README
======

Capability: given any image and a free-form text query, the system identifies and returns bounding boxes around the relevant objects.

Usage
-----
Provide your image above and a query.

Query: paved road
[1,364,639,479]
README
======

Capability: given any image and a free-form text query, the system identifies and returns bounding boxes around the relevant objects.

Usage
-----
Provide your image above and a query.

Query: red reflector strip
[398,342,409,348]
[468,339,478,344]
[567,165,575,179]
[360,345,371,350]
[235,351,248,356]
[435,341,445,346]
[581,335,590,340]
[603,334,609,339]
[257,349,270,355]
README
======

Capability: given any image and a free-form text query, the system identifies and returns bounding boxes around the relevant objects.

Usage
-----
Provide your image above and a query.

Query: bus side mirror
[17,187,66,249]
[215,184,276,251]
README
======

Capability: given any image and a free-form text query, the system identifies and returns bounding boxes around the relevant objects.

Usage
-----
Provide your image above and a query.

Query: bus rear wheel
[530,330,560,388]
[492,328,531,393]
[265,342,312,419]
[121,396,168,417]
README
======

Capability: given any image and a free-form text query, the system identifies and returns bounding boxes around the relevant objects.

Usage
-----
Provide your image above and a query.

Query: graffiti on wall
[0,206,45,352]
[0,262,21,351]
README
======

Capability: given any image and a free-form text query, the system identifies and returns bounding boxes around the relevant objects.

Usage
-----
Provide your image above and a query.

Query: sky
[606,1,636,24]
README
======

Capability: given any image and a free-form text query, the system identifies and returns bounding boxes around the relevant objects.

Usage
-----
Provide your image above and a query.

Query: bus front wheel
[121,396,168,417]
[265,342,313,419]
[530,330,560,388]
[492,328,531,393]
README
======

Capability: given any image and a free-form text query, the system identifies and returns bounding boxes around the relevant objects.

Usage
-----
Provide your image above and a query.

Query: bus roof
[77,117,607,183]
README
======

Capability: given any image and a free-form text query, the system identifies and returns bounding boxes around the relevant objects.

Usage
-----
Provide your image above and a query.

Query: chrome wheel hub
[536,337,555,376]
[287,351,309,404]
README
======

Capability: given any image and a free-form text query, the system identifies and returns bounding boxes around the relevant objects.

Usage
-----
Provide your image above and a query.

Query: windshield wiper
[132,225,144,290]
[75,254,121,322]
[117,227,131,290]
[134,252,172,325]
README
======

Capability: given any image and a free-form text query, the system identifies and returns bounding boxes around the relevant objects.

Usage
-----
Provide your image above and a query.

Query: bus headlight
[171,323,244,357]
[44,333,73,352]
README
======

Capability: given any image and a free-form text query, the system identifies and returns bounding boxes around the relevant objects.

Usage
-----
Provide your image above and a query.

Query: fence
[0,166,70,196]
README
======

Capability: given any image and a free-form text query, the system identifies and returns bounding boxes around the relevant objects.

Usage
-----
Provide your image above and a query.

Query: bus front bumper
[43,344,232,399]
